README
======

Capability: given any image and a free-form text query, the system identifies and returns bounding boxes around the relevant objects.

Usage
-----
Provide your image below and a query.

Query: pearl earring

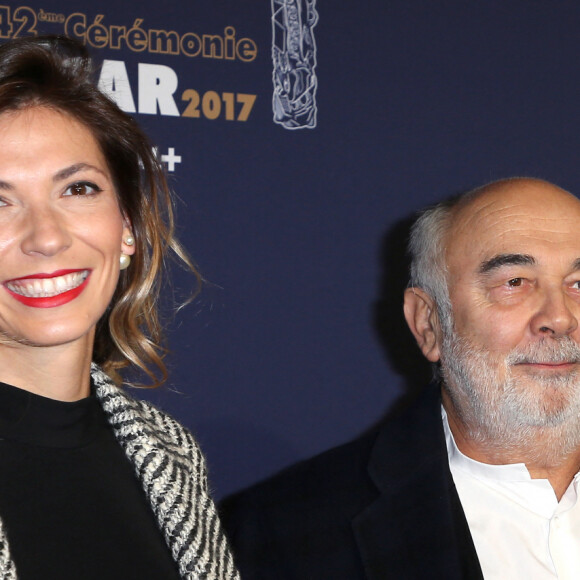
[125,235,135,246]
[119,254,131,270]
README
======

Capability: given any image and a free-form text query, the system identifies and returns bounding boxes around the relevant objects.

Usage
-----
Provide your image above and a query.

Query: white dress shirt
[443,409,580,579]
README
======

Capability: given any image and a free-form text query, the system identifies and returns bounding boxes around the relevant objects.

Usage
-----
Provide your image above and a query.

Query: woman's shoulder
[90,363,200,460]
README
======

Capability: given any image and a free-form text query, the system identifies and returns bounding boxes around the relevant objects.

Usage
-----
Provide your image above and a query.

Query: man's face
[438,182,580,444]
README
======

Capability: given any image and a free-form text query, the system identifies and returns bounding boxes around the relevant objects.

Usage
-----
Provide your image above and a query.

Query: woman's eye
[64,181,102,196]
[507,278,523,287]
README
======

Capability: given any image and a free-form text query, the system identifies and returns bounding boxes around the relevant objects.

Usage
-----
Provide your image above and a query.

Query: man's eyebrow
[478,254,535,274]
[53,163,106,182]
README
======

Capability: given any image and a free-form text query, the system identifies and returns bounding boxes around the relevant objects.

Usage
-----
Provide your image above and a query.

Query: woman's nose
[20,206,72,257]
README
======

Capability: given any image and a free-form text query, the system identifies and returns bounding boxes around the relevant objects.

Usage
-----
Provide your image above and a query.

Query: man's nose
[530,286,579,338]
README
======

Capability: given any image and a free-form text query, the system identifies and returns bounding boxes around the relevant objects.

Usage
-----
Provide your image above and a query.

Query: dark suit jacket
[220,385,484,579]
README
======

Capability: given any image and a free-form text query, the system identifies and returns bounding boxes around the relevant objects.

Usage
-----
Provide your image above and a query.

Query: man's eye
[64,182,102,196]
[508,278,523,287]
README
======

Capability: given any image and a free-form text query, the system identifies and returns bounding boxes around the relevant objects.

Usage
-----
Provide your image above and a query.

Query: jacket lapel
[352,386,483,580]
[91,364,240,580]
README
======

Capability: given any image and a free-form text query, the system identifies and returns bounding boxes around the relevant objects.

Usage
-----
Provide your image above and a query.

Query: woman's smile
[4,269,91,307]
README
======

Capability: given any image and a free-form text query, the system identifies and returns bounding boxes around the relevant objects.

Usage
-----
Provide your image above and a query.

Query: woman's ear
[403,287,442,362]
[121,221,136,256]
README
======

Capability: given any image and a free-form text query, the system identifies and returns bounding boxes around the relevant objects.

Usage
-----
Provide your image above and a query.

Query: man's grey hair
[407,193,479,380]
[408,185,491,327]
[407,199,456,326]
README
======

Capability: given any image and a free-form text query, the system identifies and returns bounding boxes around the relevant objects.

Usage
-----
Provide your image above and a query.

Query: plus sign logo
[153,147,182,172]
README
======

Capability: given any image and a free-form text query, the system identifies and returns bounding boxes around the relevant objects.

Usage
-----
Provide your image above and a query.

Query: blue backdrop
[7,0,580,498]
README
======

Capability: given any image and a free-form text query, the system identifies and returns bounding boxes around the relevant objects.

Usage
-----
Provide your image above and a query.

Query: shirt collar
[440,406,580,516]
[442,405,534,483]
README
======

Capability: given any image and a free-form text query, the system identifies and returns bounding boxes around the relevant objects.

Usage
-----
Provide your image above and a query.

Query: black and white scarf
[0,364,240,580]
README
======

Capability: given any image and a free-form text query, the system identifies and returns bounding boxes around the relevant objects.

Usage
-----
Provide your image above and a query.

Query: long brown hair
[0,35,198,386]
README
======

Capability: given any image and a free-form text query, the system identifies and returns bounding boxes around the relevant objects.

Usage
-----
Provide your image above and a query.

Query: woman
[0,35,239,579]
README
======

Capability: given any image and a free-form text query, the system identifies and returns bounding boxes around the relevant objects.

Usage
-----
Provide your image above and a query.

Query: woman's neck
[0,339,93,401]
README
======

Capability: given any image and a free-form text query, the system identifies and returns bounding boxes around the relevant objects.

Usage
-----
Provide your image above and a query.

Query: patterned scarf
[0,364,240,580]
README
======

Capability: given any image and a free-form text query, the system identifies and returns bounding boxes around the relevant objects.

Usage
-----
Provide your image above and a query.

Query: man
[221,178,580,579]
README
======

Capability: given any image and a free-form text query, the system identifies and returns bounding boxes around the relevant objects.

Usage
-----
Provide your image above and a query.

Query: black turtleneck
[0,381,182,579]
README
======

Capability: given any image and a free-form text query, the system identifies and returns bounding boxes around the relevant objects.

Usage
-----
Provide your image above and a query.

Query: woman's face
[0,106,134,351]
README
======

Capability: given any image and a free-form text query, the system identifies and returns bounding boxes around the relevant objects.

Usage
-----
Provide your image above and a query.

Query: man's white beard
[439,327,580,466]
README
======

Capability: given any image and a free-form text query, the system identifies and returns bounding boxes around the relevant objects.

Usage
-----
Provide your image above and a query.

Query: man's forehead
[444,180,580,271]
[454,184,576,224]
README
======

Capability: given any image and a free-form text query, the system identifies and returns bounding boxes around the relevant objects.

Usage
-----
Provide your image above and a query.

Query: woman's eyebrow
[53,162,106,182]
[0,163,107,191]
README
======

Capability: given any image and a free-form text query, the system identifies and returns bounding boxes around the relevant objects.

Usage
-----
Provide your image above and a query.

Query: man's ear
[403,287,442,362]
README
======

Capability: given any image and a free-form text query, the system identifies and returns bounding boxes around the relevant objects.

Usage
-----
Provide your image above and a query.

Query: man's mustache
[507,337,580,366]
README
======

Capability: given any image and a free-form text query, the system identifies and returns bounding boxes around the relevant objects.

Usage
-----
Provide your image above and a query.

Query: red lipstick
[6,269,84,281]
[3,270,90,309]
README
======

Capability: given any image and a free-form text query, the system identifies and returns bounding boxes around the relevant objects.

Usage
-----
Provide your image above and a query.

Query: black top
[0,381,181,579]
